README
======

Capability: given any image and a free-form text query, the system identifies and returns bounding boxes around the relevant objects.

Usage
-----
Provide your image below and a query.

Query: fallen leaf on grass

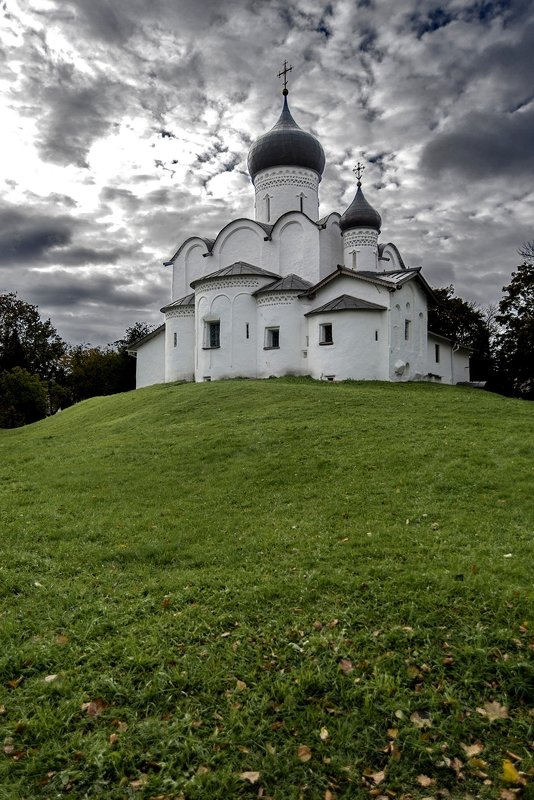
[410,711,432,728]
[81,698,108,717]
[416,775,435,787]
[313,620,323,631]
[501,760,521,784]
[6,677,23,689]
[461,742,484,758]
[3,744,26,760]
[476,701,508,721]
[235,679,247,691]
[162,596,171,609]
[109,733,119,745]
[129,775,148,790]
[240,771,260,783]
[328,619,339,628]
[44,674,58,683]
[196,765,210,776]
[339,659,354,675]
[500,791,518,800]
[320,727,329,741]
[0,705,5,715]
[112,719,128,732]
[370,770,386,785]
[56,634,69,645]
[298,745,312,762]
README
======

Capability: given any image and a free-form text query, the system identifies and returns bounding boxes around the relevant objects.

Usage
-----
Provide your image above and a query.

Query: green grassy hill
[0,378,532,799]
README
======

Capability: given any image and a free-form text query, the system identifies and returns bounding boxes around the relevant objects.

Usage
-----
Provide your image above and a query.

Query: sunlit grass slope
[0,378,532,800]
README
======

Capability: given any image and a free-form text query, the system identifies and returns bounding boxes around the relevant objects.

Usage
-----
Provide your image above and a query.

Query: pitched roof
[190,261,280,288]
[160,293,195,313]
[254,273,313,294]
[305,294,387,315]
[302,265,438,303]
[127,324,165,351]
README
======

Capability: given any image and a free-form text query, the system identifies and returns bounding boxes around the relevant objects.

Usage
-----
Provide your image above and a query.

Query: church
[130,66,470,387]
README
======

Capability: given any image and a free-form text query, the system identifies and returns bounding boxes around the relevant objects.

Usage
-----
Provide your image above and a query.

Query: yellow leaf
[235,679,247,691]
[320,727,329,741]
[502,759,521,783]
[297,745,312,762]
[240,771,260,784]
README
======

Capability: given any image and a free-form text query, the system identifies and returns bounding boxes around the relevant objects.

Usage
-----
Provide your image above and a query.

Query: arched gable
[379,242,406,271]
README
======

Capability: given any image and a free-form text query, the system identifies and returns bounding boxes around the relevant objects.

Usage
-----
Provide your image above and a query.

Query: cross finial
[278,60,293,95]
[353,161,365,186]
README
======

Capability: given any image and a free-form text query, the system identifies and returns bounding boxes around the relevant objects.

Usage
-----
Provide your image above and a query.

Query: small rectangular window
[246,323,249,339]
[264,327,280,349]
[435,343,440,363]
[319,323,333,345]
[404,319,411,340]
[204,320,220,349]
[173,331,177,348]
[375,330,379,341]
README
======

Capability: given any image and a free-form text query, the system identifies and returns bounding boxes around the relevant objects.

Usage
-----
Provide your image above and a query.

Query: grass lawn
[0,378,532,800]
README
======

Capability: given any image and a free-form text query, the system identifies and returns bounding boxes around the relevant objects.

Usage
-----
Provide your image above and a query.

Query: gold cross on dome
[353,162,365,185]
[278,60,293,94]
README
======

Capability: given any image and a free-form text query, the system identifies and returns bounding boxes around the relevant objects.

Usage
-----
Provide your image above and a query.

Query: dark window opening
[320,323,333,345]
[264,327,280,349]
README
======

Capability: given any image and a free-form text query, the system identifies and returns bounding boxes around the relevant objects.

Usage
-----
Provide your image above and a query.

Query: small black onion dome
[339,185,382,233]
[247,94,325,181]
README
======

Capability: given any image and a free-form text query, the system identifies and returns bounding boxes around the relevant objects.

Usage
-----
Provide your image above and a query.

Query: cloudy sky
[1,0,532,345]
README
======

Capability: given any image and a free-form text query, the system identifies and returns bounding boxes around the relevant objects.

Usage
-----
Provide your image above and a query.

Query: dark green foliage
[491,261,534,399]
[0,293,67,383]
[429,286,492,380]
[0,366,48,427]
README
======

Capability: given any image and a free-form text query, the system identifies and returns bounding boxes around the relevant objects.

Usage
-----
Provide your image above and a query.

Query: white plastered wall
[164,309,195,382]
[194,275,274,381]
[135,330,166,388]
[388,281,428,381]
[427,335,471,384]
[343,228,379,271]
[253,167,320,222]
[256,294,310,379]
[319,216,343,279]
[306,310,388,381]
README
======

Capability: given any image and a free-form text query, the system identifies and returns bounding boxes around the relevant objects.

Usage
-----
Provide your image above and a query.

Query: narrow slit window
[404,319,411,340]
[245,323,249,339]
[375,330,379,341]
[173,332,177,348]
[435,343,440,363]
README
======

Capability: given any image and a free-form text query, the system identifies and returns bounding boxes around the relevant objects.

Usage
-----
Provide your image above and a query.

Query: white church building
[130,74,470,387]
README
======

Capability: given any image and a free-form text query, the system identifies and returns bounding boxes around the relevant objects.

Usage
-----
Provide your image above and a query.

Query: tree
[0,367,48,428]
[65,322,155,403]
[0,293,67,384]
[428,286,492,380]
[517,240,534,262]
[492,261,534,399]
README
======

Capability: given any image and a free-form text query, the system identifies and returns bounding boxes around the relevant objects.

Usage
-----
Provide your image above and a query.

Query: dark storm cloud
[0,207,72,265]
[29,270,150,309]
[420,106,534,180]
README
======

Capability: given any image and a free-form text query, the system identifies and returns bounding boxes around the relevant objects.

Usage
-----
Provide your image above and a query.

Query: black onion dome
[247,95,325,181]
[339,185,382,233]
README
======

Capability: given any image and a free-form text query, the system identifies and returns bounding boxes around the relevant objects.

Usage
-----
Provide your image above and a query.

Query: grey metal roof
[247,94,325,181]
[190,261,280,288]
[160,293,195,313]
[254,273,313,294]
[305,294,387,315]
[339,185,382,233]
